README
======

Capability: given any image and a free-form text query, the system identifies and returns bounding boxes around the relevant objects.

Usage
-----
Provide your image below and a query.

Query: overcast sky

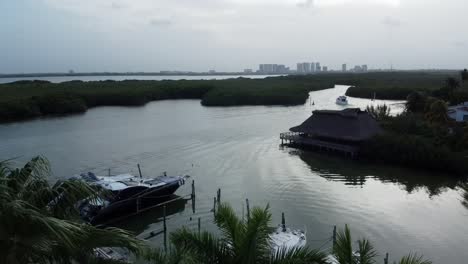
[1,0,467,73]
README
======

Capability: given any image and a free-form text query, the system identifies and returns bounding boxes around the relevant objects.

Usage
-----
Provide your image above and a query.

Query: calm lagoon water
[0,85,467,263]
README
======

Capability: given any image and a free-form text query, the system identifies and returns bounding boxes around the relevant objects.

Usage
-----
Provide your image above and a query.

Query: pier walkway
[280,132,358,157]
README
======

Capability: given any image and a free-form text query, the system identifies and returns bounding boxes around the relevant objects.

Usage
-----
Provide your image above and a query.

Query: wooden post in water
[281,212,286,232]
[191,180,196,214]
[108,168,111,176]
[217,188,221,203]
[384,253,389,264]
[198,217,201,236]
[191,180,195,200]
[242,201,245,223]
[246,199,250,223]
[213,197,217,215]
[163,205,167,252]
[332,226,337,251]
[137,164,143,179]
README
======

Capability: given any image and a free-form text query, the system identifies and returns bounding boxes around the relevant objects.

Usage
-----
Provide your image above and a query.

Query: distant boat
[336,96,348,105]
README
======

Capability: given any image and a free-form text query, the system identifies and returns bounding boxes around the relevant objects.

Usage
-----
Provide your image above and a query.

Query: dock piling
[198,217,201,236]
[281,212,286,232]
[213,197,217,215]
[384,253,389,264]
[163,205,167,252]
[137,164,143,179]
[217,188,221,203]
[108,168,111,176]
[332,226,337,251]
[191,180,195,200]
[246,198,250,222]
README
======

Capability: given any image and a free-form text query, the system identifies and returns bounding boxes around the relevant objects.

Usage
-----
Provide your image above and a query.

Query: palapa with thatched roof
[280,108,381,156]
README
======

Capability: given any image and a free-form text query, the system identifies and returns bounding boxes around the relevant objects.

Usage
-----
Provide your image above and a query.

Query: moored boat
[78,172,189,224]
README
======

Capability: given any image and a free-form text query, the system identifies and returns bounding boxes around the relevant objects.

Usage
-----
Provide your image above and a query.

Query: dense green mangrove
[0,71,461,123]
[0,77,334,122]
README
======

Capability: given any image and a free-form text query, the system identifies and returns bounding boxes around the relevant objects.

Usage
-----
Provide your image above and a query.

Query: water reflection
[293,150,463,197]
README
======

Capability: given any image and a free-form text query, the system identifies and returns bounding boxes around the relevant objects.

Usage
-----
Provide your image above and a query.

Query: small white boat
[269,218,306,253]
[336,96,348,105]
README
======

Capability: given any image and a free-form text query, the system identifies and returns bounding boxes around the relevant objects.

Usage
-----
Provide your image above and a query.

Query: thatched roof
[289,108,381,141]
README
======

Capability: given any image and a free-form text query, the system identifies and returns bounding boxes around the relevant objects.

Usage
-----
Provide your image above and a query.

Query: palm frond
[357,239,377,264]
[145,248,200,264]
[461,183,468,209]
[398,253,432,264]
[5,156,50,198]
[239,205,272,264]
[47,178,101,219]
[270,246,327,264]
[214,203,244,250]
[333,225,354,264]
[170,227,229,263]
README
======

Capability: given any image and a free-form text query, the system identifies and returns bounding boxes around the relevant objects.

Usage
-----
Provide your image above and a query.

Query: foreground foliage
[0,156,147,264]
[170,202,327,264]
[331,225,431,264]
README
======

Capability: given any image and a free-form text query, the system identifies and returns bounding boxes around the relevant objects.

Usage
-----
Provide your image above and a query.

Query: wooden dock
[280,132,358,157]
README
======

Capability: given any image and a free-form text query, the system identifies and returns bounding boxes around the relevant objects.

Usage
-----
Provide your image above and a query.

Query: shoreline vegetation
[0,71,462,123]
[360,72,468,175]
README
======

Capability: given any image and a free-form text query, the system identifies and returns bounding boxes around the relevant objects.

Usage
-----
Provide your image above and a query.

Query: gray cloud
[453,41,467,48]
[382,16,402,27]
[111,2,124,9]
[149,18,172,27]
[297,0,314,8]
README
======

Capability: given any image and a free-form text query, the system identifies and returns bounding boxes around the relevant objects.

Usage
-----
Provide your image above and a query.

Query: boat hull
[90,181,182,225]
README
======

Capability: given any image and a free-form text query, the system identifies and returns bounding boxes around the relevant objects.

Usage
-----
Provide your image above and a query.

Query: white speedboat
[336,96,348,105]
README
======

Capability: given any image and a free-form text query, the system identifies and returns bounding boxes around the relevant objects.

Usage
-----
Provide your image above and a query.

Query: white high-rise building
[297,63,304,73]
[311,62,316,72]
[315,62,321,72]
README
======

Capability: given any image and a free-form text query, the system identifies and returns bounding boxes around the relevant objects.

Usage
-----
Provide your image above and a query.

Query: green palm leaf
[333,225,355,264]
[171,227,230,263]
[398,253,432,264]
[357,239,377,264]
[214,202,244,251]
[270,246,327,264]
[0,156,148,263]
[239,205,272,264]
